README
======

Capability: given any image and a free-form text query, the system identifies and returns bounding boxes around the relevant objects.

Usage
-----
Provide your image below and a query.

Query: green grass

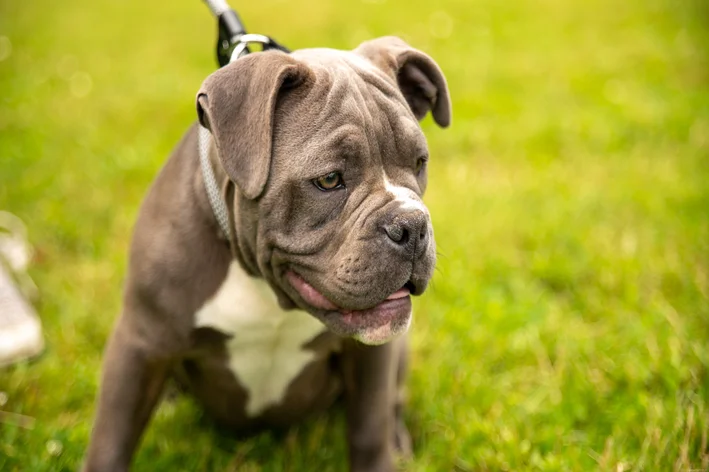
[1,0,708,470]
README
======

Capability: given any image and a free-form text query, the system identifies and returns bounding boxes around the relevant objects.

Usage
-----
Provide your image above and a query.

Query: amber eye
[313,172,344,191]
[415,157,427,175]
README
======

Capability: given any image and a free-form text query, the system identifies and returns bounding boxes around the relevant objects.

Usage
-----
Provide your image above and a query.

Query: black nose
[383,209,428,253]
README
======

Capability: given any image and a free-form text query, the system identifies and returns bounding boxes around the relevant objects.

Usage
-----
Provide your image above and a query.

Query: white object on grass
[0,212,43,366]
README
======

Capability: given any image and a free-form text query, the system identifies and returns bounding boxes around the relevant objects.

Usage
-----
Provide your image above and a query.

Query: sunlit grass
[1,0,708,470]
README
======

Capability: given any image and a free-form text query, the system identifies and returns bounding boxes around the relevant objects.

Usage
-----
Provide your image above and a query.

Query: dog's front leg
[83,310,174,472]
[343,340,398,472]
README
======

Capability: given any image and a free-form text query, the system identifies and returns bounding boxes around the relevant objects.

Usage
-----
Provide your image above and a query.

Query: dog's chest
[194,261,329,417]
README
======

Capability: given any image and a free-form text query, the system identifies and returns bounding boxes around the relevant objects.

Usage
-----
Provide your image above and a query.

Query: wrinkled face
[197,38,450,345]
[256,51,435,345]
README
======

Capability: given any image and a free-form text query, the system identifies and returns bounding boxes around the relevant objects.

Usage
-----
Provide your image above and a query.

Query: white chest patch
[194,261,328,417]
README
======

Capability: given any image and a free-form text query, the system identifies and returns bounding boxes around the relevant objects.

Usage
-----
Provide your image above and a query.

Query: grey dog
[83,36,451,472]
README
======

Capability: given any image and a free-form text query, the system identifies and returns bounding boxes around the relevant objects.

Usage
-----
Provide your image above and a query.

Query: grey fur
[84,37,450,472]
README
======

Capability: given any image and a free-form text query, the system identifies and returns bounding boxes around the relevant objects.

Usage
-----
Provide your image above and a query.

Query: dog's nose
[383,209,428,255]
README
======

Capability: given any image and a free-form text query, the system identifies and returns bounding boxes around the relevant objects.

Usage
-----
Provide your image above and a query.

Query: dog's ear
[355,36,451,128]
[196,51,314,199]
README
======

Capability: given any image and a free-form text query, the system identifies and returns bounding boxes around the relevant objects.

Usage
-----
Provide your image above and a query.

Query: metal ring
[230,34,272,62]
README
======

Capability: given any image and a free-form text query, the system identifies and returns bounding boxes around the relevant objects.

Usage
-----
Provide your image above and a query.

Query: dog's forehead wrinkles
[293,48,412,131]
[283,53,377,162]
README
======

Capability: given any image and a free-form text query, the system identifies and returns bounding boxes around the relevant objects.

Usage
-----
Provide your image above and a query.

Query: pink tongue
[386,287,411,300]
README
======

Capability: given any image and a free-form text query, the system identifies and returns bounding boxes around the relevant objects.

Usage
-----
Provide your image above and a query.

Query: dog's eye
[313,172,344,191]
[415,157,427,176]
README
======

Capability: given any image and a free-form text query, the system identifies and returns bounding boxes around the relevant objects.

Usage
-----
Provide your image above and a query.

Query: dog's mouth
[285,271,413,345]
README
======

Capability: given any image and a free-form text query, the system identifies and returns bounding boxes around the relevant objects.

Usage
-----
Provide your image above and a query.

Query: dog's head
[196,37,451,345]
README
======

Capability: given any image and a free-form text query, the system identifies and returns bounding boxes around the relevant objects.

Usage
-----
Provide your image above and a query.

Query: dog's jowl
[84,36,450,472]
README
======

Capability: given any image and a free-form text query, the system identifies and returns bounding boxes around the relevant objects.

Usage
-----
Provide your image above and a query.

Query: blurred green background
[1,0,708,470]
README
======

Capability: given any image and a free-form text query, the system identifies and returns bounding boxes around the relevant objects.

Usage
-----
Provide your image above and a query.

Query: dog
[83,36,450,472]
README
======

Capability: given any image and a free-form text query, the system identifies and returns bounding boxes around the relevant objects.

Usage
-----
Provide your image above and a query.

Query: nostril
[400,228,410,245]
[385,223,409,245]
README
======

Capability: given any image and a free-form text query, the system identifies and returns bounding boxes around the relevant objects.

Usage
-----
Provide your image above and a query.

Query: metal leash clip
[229,33,289,62]
[203,0,290,67]
[230,33,271,61]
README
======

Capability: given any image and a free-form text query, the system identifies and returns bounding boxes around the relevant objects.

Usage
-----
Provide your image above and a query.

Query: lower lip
[286,270,410,311]
[335,296,412,329]
[285,270,412,328]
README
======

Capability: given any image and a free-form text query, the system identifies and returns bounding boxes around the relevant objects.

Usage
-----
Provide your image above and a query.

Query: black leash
[203,0,290,67]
